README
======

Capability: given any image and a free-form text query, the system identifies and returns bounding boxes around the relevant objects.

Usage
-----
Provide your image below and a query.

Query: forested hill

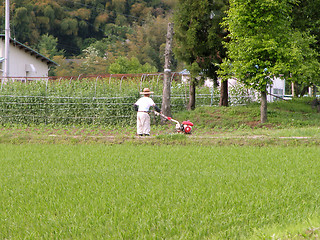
[0,0,176,75]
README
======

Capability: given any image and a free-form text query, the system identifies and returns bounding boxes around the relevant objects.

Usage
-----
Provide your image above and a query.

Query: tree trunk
[300,86,309,98]
[291,82,296,98]
[260,91,267,123]
[311,84,317,97]
[161,22,174,119]
[188,79,196,110]
[219,80,228,107]
[162,70,172,116]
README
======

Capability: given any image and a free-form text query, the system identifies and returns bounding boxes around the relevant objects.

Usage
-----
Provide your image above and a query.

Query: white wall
[0,39,49,78]
[267,77,285,102]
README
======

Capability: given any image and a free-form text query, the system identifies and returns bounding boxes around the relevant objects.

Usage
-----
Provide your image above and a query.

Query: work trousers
[137,112,150,135]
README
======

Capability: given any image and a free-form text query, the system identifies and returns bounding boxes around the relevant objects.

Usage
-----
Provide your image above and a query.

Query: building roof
[0,34,58,66]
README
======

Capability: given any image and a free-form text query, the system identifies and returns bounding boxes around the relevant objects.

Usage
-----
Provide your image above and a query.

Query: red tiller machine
[154,111,194,134]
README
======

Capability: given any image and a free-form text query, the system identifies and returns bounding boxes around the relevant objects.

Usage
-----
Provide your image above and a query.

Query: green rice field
[1,144,320,239]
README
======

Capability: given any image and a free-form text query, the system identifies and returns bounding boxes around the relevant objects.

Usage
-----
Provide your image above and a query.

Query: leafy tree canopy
[174,0,228,79]
[108,56,157,74]
[219,0,319,92]
[38,34,65,59]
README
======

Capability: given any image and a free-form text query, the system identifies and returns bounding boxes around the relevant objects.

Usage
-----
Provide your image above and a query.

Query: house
[266,77,286,102]
[0,35,57,79]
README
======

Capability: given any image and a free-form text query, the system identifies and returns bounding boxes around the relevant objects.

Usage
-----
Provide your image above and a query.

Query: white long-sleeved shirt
[135,97,155,112]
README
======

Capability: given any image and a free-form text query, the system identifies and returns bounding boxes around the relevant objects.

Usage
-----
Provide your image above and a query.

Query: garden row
[0,77,252,125]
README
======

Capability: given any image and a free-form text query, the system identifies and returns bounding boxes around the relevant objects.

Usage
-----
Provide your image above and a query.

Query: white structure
[179,69,286,102]
[266,77,285,102]
[0,35,57,79]
[226,77,286,102]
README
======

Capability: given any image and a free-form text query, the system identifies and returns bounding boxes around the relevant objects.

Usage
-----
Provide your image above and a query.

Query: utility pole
[161,22,174,119]
[4,0,10,79]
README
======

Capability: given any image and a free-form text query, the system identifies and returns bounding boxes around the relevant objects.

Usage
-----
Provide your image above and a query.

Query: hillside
[0,0,175,75]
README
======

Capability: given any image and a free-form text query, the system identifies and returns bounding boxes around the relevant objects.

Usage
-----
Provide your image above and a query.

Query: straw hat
[140,88,154,95]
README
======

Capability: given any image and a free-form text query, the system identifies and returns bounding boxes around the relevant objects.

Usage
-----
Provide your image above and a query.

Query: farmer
[134,88,161,136]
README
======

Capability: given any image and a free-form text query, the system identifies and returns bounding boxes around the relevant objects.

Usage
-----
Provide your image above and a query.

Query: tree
[108,56,157,74]
[126,15,170,71]
[51,55,81,76]
[162,22,174,118]
[219,0,318,123]
[289,0,320,96]
[174,0,228,110]
[291,0,320,56]
[12,7,34,43]
[80,46,110,75]
[37,34,64,59]
[285,31,320,97]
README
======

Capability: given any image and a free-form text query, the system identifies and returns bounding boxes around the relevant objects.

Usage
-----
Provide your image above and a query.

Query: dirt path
[1,127,319,146]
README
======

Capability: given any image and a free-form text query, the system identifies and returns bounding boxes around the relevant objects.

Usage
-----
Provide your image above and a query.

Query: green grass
[1,144,320,239]
[173,97,319,130]
[0,92,319,239]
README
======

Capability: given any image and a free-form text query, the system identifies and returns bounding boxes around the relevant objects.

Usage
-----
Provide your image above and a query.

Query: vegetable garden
[0,73,253,126]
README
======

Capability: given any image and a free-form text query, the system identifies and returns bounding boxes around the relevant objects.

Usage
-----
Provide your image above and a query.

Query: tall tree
[220,0,318,123]
[291,0,320,57]
[162,22,174,118]
[12,7,34,43]
[174,0,228,110]
[289,0,320,96]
